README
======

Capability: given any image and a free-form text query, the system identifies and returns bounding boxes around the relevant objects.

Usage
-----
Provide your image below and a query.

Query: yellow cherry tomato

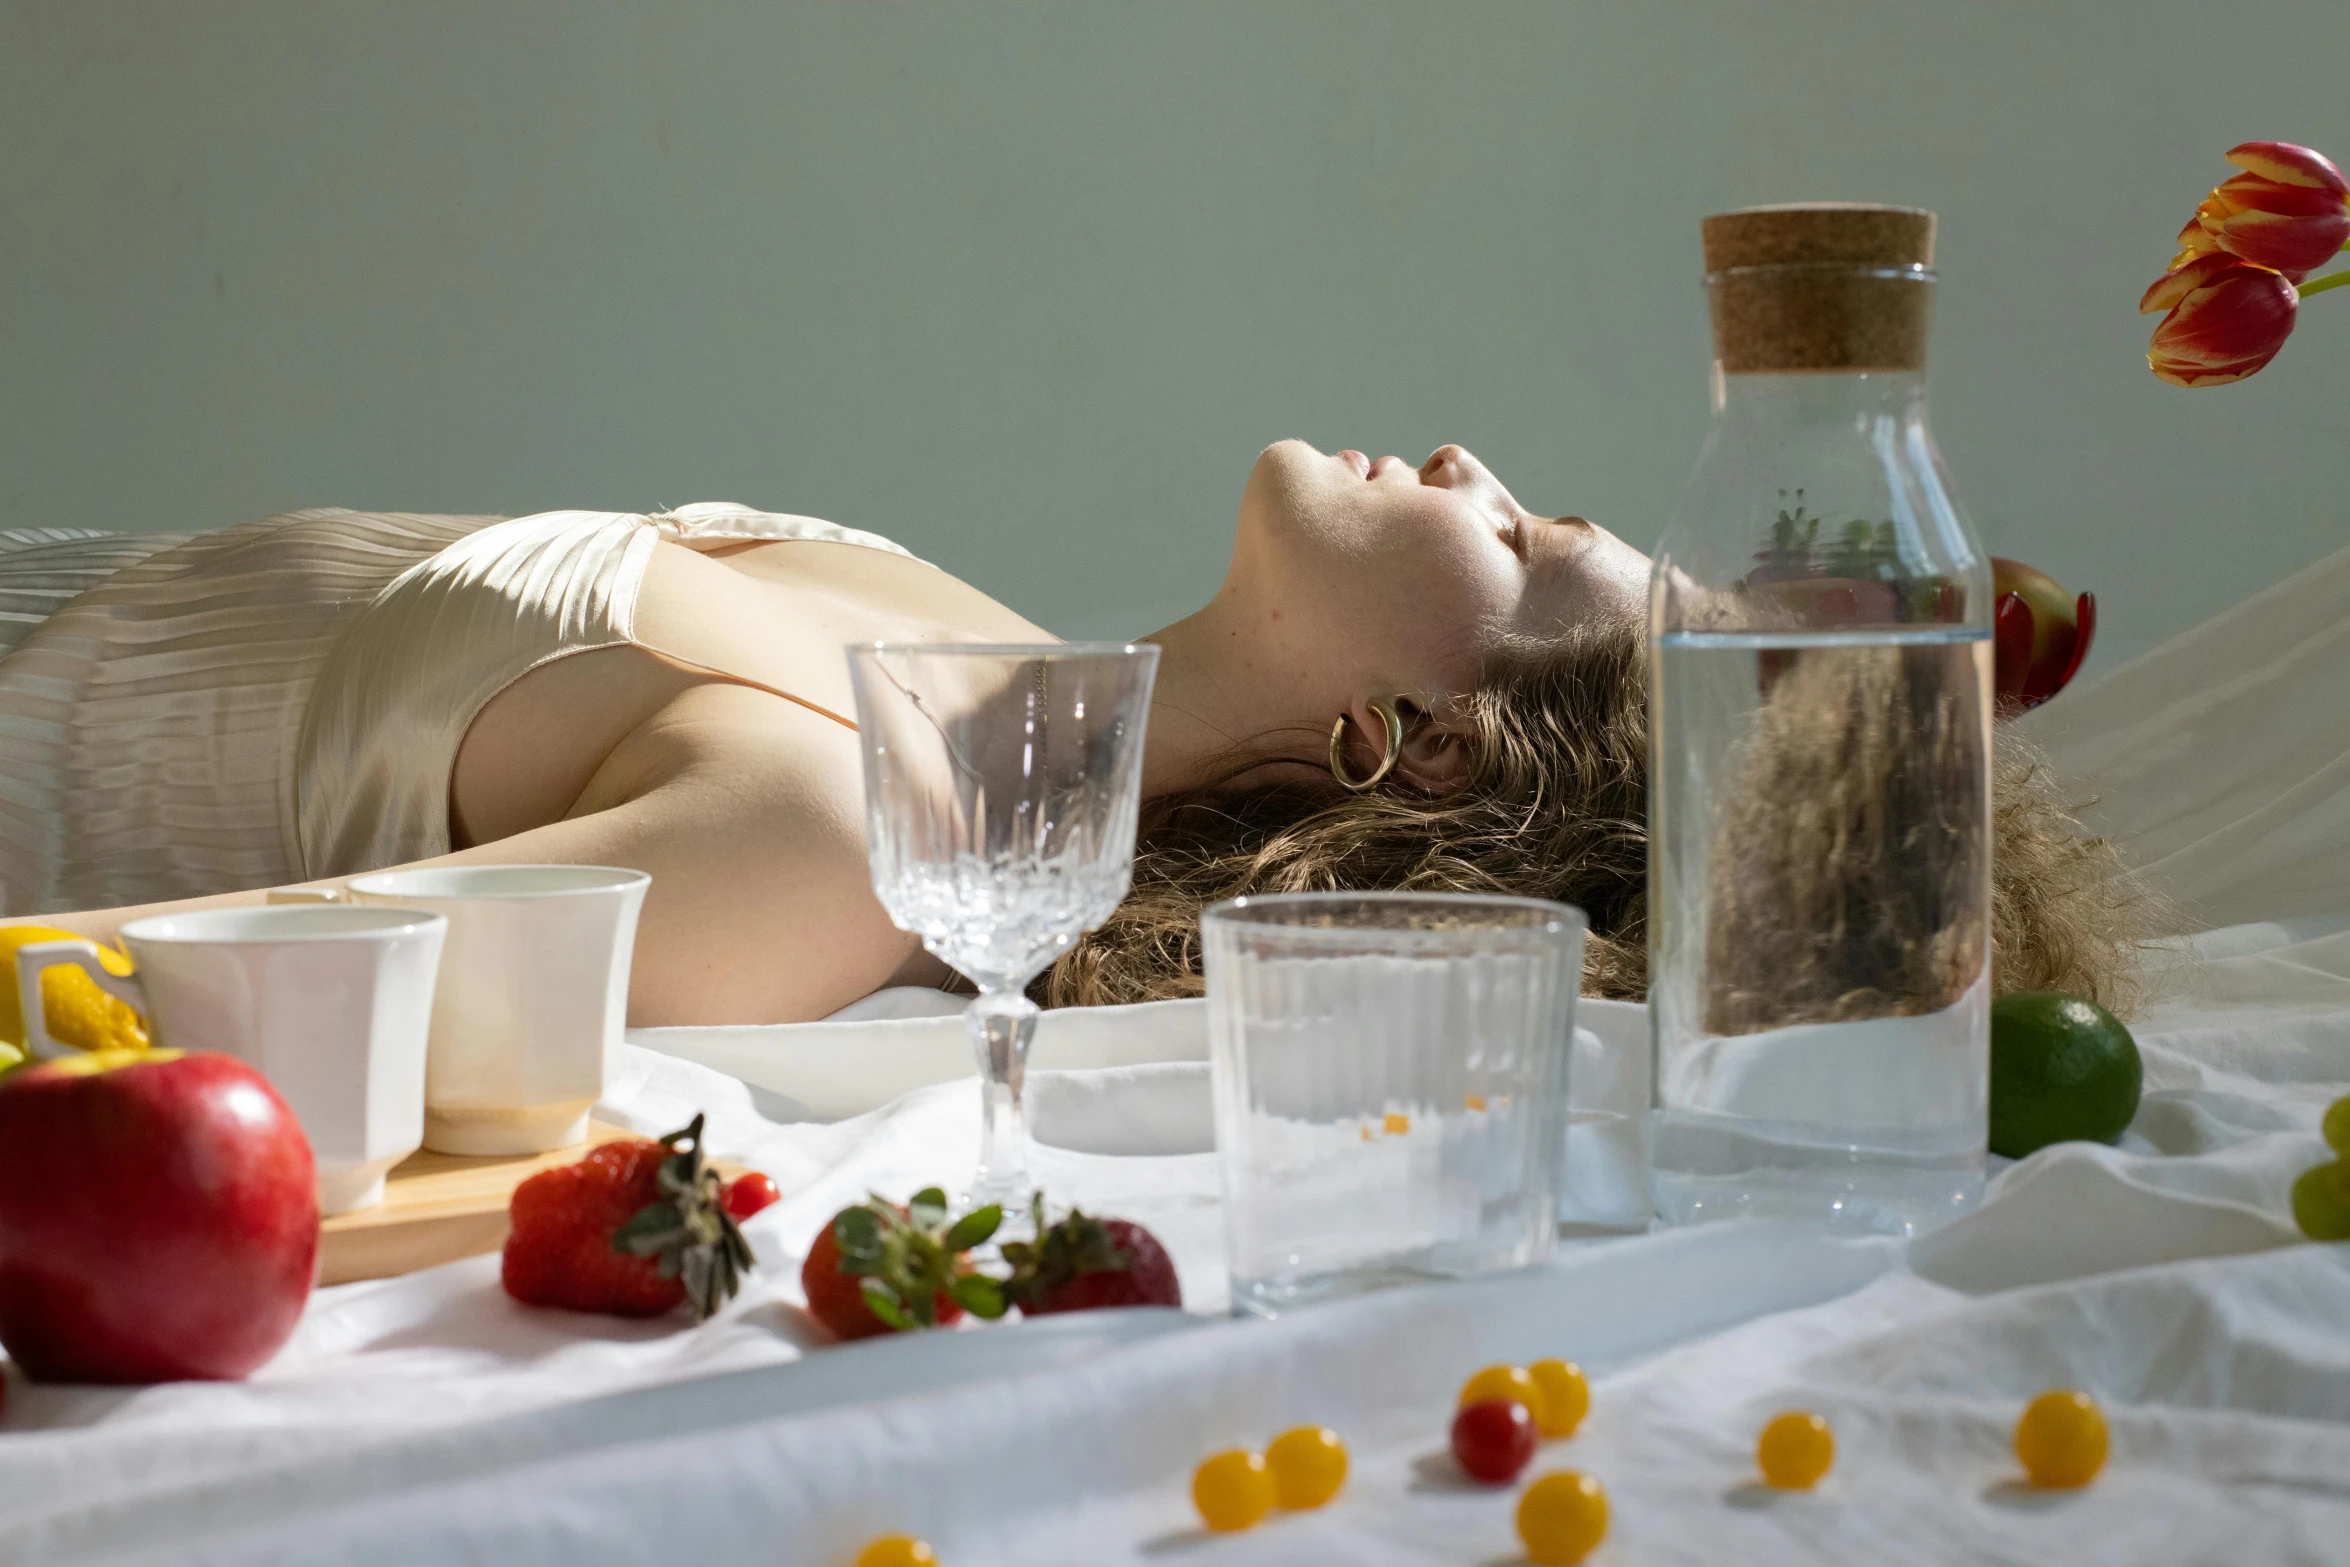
[1516,1470,1609,1565]
[1192,1448,1274,1532]
[1756,1410,1834,1489]
[2015,1389,2108,1489]
[1527,1359,1589,1439]
[854,1536,937,1567]
[1264,1425,1348,1509]
[1458,1364,1549,1430]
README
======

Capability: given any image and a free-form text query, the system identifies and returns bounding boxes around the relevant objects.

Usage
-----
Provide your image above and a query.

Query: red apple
[0,1050,317,1382]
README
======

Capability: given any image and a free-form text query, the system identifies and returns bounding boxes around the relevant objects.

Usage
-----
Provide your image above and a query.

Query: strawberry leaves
[829,1188,1006,1331]
[998,1194,1131,1308]
[610,1114,757,1321]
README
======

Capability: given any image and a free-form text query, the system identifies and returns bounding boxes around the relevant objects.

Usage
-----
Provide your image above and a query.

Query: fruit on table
[1451,1398,1539,1484]
[2294,1160,2350,1241]
[801,1188,1004,1340]
[1264,1425,1348,1509]
[0,926,150,1064]
[1459,1363,1550,1430]
[1516,1470,1610,1565]
[1756,1410,1835,1489]
[2296,1094,2350,1240]
[1989,992,2142,1158]
[1191,1448,1274,1532]
[503,1114,754,1320]
[722,1170,781,1220]
[853,1535,937,1567]
[0,1049,315,1382]
[2014,1389,2109,1488]
[1000,1199,1181,1315]
[1527,1358,1589,1439]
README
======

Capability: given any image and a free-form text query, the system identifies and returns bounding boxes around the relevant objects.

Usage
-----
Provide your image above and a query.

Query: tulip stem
[2300,270,2350,300]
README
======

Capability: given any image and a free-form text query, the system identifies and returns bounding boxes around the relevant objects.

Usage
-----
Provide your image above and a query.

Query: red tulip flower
[1991,558,2095,711]
[2170,141,2349,283]
[2141,141,2348,388]
[2139,252,2299,387]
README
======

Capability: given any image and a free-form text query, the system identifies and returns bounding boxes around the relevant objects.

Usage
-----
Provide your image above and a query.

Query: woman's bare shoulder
[555,684,925,1024]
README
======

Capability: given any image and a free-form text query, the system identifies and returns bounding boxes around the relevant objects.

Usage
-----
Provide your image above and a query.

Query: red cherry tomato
[723,1171,781,1220]
[1451,1398,1538,1484]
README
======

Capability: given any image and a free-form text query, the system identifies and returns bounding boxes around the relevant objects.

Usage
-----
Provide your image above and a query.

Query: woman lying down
[0,441,2142,1025]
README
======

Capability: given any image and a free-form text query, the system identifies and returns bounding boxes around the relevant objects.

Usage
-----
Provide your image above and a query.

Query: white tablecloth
[7,545,2350,1564]
[5,906,2346,1566]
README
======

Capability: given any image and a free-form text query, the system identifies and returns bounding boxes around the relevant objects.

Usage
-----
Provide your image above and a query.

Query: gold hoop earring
[1328,698,1404,792]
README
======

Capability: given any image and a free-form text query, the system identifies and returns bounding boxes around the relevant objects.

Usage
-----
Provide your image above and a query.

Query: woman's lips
[1339,449,1372,480]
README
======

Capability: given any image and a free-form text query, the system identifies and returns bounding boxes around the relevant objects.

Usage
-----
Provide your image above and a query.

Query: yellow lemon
[0,926,148,1061]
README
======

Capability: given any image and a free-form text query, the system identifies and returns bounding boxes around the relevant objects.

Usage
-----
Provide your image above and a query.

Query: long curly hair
[1039,615,2151,1016]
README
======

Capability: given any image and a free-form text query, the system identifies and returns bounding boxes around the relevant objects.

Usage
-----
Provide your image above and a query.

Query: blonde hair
[1041,616,2150,1015]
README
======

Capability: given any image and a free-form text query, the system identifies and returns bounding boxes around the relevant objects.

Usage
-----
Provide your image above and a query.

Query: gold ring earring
[1328,698,1404,791]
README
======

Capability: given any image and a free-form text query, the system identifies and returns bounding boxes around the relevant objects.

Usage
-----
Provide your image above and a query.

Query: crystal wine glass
[845,642,1159,1208]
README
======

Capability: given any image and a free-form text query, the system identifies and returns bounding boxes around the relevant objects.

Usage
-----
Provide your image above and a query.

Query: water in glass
[1204,893,1584,1318]
[1649,207,1993,1238]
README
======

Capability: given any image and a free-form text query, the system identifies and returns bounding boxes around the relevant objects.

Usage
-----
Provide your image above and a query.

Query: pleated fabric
[0,503,911,917]
[0,528,192,660]
[293,509,659,881]
[0,511,499,915]
[297,502,911,879]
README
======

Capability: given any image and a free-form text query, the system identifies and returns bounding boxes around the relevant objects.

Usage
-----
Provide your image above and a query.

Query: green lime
[1988,992,2142,1159]
[2324,1096,2350,1159]
[2292,1161,2350,1242]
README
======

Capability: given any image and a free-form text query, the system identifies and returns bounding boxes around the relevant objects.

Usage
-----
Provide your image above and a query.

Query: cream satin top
[0,504,911,916]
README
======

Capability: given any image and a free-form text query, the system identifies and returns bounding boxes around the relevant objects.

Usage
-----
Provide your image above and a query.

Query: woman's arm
[6,685,934,1026]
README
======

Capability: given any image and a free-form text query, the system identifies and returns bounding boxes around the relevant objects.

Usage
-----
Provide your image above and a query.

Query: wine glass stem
[968,987,1038,1208]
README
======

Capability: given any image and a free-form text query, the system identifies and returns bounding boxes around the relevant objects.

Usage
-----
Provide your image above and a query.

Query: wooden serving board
[317,1122,743,1287]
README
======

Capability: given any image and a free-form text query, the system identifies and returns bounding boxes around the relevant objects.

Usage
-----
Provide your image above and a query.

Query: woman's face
[1232,439,1650,696]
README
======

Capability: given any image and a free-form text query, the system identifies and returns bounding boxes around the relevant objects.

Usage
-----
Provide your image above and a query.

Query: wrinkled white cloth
[7,550,2350,1564]
[3,920,2343,1566]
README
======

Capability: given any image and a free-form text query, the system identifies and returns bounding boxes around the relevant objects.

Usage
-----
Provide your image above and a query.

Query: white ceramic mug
[15,905,448,1215]
[341,865,650,1156]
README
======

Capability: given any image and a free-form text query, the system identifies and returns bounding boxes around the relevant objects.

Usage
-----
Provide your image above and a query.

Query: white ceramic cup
[341,865,650,1156]
[14,905,448,1216]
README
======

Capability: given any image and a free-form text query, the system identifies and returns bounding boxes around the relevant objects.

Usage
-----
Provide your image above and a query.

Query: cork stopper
[1702,204,1936,373]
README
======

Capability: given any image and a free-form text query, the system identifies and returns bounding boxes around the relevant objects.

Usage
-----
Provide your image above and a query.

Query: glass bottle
[1646,205,1994,1237]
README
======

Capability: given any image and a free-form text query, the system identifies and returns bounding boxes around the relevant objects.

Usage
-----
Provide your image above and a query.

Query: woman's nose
[1420,444,1476,488]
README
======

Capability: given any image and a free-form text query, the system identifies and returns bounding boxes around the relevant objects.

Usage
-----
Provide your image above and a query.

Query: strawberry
[800,1188,1005,1341]
[1000,1200,1182,1315]
[502,1115,754,1320]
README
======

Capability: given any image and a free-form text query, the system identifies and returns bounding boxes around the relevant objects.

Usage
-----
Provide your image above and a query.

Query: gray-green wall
[5,1,2345,666]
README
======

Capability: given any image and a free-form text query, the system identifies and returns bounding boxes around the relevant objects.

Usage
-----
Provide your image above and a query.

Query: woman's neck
[1137,592,1324,798]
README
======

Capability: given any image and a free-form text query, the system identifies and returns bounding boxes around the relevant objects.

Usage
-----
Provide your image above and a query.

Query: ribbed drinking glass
[846,642,1158,1208]
[1204,892,1584,1318]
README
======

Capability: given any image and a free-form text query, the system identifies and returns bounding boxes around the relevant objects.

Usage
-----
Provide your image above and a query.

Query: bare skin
[8,442,1647,1025]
